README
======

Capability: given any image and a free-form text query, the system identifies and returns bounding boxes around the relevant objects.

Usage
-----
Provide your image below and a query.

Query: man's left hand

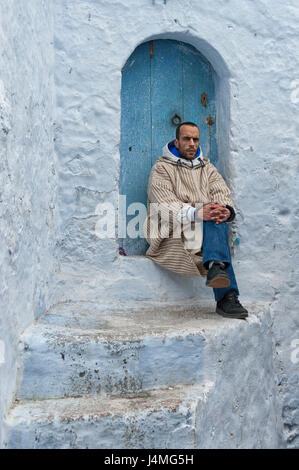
[210,202,231,224]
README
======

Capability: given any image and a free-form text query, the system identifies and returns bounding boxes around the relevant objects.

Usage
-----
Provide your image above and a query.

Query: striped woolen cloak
[144,144,235,277]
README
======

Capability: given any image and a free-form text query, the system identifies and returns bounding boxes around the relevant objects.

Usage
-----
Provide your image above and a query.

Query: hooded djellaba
[143,140,236,277]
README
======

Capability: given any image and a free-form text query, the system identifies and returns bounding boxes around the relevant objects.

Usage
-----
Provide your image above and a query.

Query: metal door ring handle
[171,114,182,126]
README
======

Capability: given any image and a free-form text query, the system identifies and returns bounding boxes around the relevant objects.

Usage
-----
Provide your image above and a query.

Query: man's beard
[178,146,198,160]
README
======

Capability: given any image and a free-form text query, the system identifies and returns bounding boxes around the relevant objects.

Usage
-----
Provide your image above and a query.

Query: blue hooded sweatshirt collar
[160,140,205,168]
[167,140,201,159]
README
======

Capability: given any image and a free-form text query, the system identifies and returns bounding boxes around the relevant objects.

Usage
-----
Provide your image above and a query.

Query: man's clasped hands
[195,202,231,225]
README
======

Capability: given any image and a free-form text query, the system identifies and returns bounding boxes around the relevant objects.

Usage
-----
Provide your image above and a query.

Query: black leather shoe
[206,262,230,288]
[216,291,248,319]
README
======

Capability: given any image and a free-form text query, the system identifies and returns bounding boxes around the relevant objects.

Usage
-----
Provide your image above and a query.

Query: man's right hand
[195,202,231,224]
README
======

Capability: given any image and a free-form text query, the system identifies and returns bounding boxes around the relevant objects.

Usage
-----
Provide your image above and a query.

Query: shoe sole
[206,276,231,288]
[216,306,248,319]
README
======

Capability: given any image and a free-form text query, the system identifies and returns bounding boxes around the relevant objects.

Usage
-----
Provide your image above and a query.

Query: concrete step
[5,383,213,449]
[17,300,269,400]
[7,301,280,449]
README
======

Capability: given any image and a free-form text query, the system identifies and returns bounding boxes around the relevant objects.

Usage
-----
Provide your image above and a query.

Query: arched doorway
[119,39,217,256]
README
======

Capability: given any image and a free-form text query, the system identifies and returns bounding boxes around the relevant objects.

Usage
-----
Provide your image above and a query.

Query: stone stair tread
[8,383,212,425]
[6,383,214,449]
[35,300,266,340]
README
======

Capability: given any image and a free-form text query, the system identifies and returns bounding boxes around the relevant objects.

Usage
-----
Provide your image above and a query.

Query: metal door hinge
[150,40,154,58]
[201,92,207,107]
[205,115,214,126]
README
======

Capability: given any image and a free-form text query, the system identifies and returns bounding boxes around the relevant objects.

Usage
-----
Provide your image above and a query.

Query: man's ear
[174,138,179,149]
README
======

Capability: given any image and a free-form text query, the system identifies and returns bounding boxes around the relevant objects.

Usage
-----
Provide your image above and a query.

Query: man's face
[174,125,200,160]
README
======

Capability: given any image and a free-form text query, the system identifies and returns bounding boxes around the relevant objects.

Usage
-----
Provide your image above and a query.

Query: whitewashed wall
[0,0,59,446]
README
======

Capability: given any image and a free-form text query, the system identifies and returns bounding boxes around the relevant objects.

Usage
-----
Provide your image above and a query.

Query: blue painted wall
[119,40,217,255]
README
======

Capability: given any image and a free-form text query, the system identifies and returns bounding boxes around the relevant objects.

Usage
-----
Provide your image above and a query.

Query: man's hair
[176,122,199,139]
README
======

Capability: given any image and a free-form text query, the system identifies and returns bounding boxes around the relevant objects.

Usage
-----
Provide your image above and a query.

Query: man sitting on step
[144,121,248,319]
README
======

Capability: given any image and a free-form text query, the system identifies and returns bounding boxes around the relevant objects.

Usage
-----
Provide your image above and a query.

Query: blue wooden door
[119,39,217,255]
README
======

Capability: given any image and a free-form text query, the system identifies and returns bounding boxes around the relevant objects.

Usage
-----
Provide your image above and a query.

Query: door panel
[181,43,216,159]
[119,40,217,255]
[119,42,152,255]
[151,40,183,166]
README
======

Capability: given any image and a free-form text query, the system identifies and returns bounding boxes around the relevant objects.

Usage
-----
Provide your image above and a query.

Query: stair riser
[17,331,206,399]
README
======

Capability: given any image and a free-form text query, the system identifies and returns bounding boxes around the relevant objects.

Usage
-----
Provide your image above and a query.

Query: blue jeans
[202,221,239,302]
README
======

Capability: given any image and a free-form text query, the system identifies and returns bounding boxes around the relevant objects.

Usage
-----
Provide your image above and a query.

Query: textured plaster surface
[0,0,298,449]
[0,0,60,447]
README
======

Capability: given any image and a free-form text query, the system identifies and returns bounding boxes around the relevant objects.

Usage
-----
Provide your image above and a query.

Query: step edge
[7,382,214,425]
